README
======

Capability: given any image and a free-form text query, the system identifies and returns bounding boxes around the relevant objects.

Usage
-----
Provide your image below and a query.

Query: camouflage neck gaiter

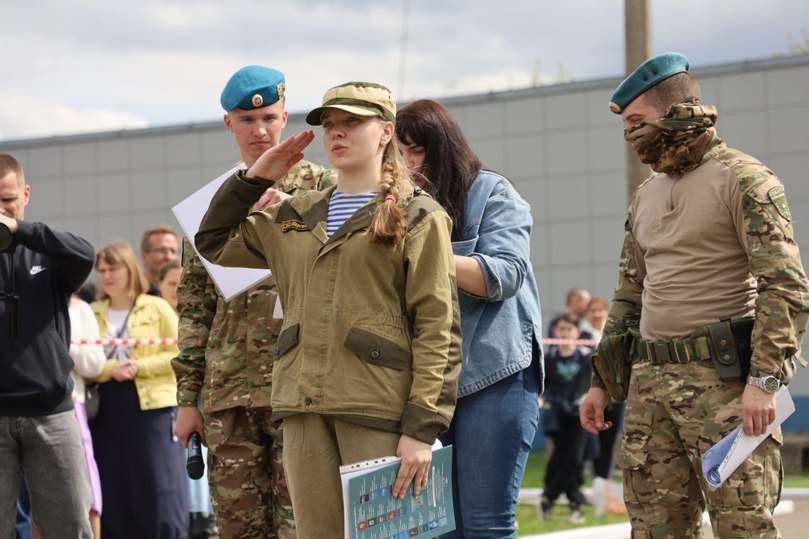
[624,99,718,175]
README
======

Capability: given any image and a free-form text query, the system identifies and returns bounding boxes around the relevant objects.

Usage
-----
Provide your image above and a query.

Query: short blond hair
[96,240,150,300]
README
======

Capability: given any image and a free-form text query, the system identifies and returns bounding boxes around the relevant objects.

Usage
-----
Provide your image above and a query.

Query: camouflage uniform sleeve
[592,201,646,389]
[739,173,809,377]
[172,237,219,405]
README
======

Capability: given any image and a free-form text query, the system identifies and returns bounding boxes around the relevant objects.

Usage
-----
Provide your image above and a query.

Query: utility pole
[624,0,652,197]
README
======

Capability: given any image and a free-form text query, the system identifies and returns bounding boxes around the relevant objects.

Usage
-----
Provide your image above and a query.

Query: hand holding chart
[702,385,794,489]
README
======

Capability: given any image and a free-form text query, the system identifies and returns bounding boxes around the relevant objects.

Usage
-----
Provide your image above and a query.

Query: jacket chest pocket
[344,327,410,371]
[274,323,300,358]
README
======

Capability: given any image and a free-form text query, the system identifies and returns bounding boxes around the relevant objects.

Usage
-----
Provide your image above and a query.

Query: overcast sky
[1,0,807,141]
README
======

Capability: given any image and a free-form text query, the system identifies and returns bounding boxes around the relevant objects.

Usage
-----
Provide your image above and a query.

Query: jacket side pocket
[274,323,300,359]
[344,327,411,371]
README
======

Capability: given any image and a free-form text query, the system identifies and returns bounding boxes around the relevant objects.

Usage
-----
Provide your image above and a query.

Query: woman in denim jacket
[398,99,543,537]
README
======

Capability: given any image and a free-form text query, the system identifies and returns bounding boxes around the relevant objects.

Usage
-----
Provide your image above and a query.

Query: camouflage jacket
[595,136,809,387]
[172,160,336,411]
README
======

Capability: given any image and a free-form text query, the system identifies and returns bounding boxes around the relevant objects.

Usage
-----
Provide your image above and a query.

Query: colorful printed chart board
[340,445,455,539]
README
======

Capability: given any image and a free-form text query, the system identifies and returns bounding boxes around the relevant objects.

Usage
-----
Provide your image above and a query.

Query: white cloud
[1,0,807,141]
[0,93,149,140]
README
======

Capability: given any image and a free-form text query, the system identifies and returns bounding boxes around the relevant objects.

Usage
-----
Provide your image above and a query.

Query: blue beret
[220,66,286,111]
[609,53,690,114]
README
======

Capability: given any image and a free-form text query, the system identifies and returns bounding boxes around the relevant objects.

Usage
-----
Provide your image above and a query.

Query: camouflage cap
[220,65,286,111]
[306,81,396,125]
[609,53,690,114]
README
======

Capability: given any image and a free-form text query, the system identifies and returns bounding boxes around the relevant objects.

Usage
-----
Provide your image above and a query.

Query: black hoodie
[0,220,95,416]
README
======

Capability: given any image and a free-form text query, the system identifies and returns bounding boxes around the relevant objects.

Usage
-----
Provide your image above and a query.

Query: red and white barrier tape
[71,338,178,346]
[543,338,599,346]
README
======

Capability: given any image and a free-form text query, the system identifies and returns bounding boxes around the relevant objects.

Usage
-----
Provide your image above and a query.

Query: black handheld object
[0,292,20,340]
[186,432,204,480]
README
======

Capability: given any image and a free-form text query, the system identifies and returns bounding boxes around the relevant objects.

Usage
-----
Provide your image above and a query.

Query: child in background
[540,313,593,524]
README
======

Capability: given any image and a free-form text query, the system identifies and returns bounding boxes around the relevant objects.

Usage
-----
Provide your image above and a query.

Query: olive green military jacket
[596,136,808,388]
[172,160,335,412]
[195,171,462,444]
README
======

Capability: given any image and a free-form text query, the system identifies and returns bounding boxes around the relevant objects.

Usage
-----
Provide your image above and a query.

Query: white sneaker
[592,476,606,518]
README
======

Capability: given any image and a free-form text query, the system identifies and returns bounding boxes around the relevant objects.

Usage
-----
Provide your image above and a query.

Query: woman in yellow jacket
[90,240,188,538]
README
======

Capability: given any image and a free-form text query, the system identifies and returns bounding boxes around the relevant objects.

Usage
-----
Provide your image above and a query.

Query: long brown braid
[367,135,410,246]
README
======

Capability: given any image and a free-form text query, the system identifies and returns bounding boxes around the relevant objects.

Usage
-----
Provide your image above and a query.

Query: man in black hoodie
[0,153,95,537]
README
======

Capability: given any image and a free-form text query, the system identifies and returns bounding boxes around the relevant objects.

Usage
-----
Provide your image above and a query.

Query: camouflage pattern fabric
[205,407,294,539]
[595,108,809,537]
[624,100,717,175]
[172,159,335,538]
[621,361,782,538]
[720,145,809,378]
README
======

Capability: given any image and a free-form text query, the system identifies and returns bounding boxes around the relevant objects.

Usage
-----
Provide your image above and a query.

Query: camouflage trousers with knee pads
[620,360,782,539]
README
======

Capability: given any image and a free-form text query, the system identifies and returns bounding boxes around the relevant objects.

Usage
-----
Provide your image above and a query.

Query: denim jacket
[454,170,544,397]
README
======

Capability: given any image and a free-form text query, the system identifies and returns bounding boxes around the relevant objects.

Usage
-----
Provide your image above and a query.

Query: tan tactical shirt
[172,160,336,412]
[603,136,809,377]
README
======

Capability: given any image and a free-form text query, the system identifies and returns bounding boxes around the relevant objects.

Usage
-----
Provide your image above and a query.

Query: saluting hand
[246,130,315,182]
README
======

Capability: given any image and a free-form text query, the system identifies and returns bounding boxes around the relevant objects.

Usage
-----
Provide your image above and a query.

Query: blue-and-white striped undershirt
[326,191,378,237]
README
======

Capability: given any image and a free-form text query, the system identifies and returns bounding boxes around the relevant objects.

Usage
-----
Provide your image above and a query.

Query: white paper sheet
[171,167,273,302]
[701,385,794,489]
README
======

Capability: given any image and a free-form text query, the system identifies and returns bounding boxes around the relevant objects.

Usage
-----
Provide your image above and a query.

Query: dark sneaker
[190,512,219,539]
[539,496,553,520]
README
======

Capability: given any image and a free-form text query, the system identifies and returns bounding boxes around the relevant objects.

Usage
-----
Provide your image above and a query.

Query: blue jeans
[16,478,32,539]
[439,357,540,538]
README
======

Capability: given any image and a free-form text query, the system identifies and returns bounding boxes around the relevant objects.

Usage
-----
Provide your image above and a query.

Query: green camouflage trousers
[205,406,295,539]
[620,360,782,538]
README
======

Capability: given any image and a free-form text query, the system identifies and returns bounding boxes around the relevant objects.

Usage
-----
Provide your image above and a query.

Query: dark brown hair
[396,99,482,239]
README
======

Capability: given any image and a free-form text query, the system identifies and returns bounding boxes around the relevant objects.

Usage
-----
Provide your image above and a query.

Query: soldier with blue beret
[581,52,809,537]
[173,66,335,539]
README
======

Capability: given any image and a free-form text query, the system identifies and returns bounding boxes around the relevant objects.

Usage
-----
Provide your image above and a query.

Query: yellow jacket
[92,294,179,410]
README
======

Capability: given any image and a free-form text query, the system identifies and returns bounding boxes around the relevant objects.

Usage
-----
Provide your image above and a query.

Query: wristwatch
[746,374,780,394]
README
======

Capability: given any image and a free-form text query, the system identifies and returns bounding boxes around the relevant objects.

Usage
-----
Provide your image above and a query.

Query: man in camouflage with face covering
[580,53,809,538]
[172,66,335,539]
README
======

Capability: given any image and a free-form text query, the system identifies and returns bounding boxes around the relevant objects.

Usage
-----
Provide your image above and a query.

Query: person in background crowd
[397,97,543,537]
[172,65,335,539]
[90,240,187,538]
[579,296,608,343]
[540,314,592,524]
[548,287,591,338]
[0,152,95,538]
[580,52,809,537]
[579,296,626,518]
[159,258,218,538]
[140,224,180,295]
[68,293,106,538]
[194,81,462,536]
[157,259,182,312]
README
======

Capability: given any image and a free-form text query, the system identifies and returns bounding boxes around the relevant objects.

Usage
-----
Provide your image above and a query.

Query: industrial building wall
[2,54,809,423]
